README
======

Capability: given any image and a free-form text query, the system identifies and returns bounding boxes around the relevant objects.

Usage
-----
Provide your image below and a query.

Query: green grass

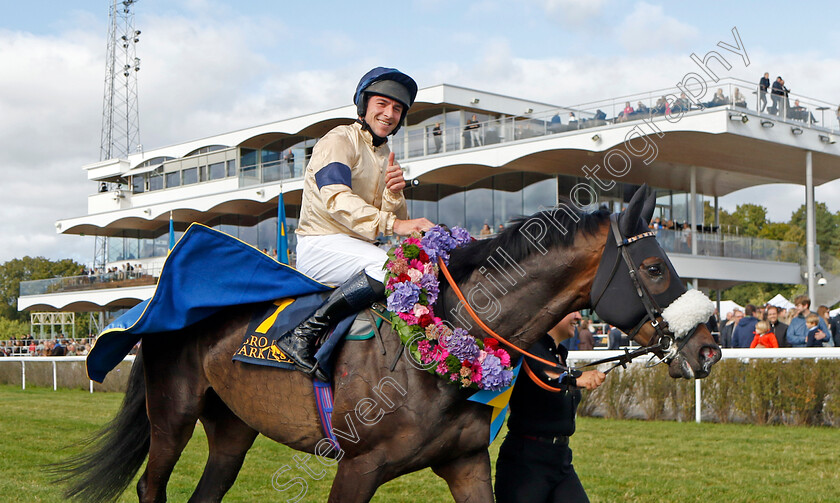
[1,385,839,502]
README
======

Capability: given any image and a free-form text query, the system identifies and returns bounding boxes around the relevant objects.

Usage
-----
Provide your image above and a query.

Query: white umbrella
[767,294,795,309]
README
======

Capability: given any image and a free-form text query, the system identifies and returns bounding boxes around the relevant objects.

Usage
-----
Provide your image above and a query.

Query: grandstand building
[18,78,840,322]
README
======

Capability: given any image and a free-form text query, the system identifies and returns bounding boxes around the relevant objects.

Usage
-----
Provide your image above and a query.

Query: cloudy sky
[1,0,838,264]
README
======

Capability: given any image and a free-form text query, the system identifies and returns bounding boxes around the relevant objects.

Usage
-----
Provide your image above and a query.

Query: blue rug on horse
[86,223,332,383]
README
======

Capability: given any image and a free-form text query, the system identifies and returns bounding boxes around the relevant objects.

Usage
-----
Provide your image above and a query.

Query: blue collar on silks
[467,359,522,444]
[86,223,332,383]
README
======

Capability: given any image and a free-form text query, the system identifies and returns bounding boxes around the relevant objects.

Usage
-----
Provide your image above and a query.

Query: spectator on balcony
[758,72,770,112]
[769,77,790,116]
[465,114,482,148]
[673,93,691,113]
[817,305,835,347]
[635,101,649,116]
[652,96,671,116]
[618,102,634,122]
[704,88,728,108]
[548,113,562,133]
[733,88,748,108]
[749,320,778,348]
[28,340,36,355]
[787,295,830,347]
[432,122,443,152]
[765,305,789,347]
[480,223,493,237]
[790,99,817,124]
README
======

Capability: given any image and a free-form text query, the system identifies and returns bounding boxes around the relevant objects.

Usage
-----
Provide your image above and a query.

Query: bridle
[588,213,703,370]
[432,213,710,392]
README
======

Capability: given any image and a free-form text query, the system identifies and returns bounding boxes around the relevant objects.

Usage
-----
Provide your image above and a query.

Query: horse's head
[590,185,721,378]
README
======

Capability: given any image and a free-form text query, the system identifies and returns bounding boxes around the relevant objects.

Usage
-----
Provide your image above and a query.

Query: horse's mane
[446,202,611,284]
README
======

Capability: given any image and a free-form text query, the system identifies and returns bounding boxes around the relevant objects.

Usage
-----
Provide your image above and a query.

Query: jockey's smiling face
[364,95,403,137]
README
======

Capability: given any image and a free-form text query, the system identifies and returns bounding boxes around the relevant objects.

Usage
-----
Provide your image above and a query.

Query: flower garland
[384,226,515,391]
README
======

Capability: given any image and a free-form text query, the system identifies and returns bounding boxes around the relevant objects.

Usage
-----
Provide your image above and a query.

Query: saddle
[232,293,384,377]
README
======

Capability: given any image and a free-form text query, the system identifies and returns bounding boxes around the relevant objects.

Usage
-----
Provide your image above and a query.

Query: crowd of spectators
[0,334,94,357]
[718,295,838,348]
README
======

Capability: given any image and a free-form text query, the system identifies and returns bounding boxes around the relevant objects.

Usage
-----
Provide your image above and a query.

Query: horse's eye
[646,264,663,276]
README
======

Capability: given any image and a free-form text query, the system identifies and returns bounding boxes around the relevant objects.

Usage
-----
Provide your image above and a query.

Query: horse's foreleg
[327,455,385,503]
[432,449,494,503]
[188,391,258,503]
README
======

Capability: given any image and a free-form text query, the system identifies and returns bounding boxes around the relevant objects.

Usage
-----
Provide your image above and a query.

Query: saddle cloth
[232,294,380,378]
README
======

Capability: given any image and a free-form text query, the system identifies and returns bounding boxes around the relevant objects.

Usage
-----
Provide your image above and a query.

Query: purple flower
[387,282,421,314]
[421,226,457,264]
[440,328,480,362]
[480,353,513,391]
[450,226,472,246]
[418,273,440,305]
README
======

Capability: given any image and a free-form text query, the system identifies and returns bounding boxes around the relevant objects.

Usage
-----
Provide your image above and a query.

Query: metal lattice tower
[101,0,141,161]
[96,0,142,272]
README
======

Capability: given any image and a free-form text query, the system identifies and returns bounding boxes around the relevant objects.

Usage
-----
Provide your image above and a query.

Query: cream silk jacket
[296,122,408,242]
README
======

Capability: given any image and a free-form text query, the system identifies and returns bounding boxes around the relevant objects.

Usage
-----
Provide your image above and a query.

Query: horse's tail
[51,351,150,502]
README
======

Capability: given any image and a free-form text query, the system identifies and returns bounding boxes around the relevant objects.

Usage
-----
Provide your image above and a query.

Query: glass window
[153,232,168,257]
[523,174,557,215]
[182,167,198,185]
[406,184,438,224]
[465,178,494,235]
[219,215,238,237]
[107,237,124,262]
[258,215,277,254]
[240,148,258,168]
[438,186,465,229]
[165,171,180,188]
[209,162,225,180]
[131,175,145,194]
[227,159,236,177]
[493,173,524,227]
[125,237,139,260]
[238,215,259,247]
[149,172,163,191]
[140,237,155,258]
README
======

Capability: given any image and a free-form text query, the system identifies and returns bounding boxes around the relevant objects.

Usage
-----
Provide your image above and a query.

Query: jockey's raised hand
[385,152,406,193]
[394,217,434,236]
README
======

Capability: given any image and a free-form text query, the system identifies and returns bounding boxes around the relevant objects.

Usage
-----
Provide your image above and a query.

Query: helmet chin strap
[356,118,388,146]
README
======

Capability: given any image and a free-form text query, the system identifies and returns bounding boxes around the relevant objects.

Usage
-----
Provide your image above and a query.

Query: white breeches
[295,234,388,286]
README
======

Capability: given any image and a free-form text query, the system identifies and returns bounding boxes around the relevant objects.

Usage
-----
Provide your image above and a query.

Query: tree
[789,202,840,258]
[0,257,84,322]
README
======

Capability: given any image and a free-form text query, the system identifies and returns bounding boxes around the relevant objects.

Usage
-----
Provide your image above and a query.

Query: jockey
[277,67,435,380]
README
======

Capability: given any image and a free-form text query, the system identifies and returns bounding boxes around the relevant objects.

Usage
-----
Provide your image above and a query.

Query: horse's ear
[641,185,656,225]
[619,184,648,236]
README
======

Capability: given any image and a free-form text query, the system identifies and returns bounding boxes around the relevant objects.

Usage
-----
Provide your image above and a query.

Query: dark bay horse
[58,185,721,502]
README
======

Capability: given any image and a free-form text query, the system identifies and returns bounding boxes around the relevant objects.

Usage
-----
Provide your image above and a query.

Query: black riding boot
[276,270,385,381]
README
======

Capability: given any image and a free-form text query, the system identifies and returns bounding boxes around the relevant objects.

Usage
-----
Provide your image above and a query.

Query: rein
[437,257,569,372]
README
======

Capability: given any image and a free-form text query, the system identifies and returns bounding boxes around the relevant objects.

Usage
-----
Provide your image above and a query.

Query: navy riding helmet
[354,67,418,135]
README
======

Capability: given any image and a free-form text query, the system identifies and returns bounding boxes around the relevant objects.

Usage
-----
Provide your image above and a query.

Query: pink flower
[450,373,459,381]
[423,262,436,275]
[471,367,483,383]
[388,258,408,275]
[404,237,421,246]
[394,247,405,259]
[398,312,418,324]
[407,268,422,282]
[413,304,430,317]
[436,362,449,375]
[497,350,511,367]
[410,259,425,270]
